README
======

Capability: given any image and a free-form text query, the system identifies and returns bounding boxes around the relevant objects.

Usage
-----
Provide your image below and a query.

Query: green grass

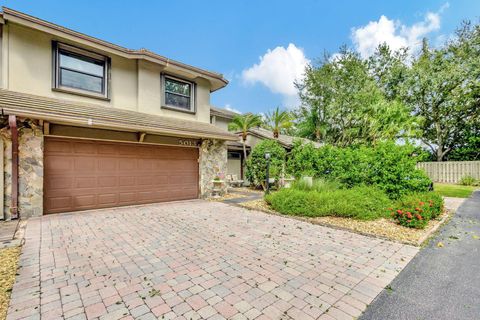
[434,183,478,198]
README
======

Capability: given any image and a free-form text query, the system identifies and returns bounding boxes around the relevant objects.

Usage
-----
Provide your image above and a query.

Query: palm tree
[228,113,262,160]
[264,107,293,138]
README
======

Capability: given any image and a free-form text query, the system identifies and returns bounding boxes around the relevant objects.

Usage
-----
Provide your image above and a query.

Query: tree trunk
[242,140,247,162]
[436,147,444,161]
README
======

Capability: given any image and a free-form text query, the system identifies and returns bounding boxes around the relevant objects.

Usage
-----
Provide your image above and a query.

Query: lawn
[434,183,478,198]
[0,247,20,320]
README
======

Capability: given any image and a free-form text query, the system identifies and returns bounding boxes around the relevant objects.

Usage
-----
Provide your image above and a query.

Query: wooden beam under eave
[138,132,146,142]
[43,121,50,135]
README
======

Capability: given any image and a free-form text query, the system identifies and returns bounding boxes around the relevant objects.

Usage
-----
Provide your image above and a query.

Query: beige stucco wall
[3,23,212,123]
[227,158,242,178]
[212,116,231,131]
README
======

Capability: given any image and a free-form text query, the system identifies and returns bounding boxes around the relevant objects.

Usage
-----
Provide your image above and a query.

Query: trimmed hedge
[265,185,391,220]
[287,140,432,199]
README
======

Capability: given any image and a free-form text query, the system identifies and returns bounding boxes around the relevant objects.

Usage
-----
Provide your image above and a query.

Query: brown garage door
[44,137,199,214]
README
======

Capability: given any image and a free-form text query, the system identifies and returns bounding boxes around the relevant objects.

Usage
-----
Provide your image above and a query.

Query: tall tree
[402,29,480,161]
[263,107,293,138]
[296,47,414,146]
[228,113,262,160]
[368,43,409,101]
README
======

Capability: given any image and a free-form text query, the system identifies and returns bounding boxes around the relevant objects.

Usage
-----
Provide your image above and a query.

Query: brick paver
[7,200,418,319]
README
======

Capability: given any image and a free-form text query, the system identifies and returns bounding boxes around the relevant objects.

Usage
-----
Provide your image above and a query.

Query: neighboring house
[0,7,237,219]
[210,107,321,180]
[243,127,322,151]
[210,106,248,179]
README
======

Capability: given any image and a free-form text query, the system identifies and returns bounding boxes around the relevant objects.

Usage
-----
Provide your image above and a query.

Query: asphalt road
[360,191,480,320]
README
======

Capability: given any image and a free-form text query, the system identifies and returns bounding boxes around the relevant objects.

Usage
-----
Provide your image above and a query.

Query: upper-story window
[162,75,195,113]
[53,42,109,99]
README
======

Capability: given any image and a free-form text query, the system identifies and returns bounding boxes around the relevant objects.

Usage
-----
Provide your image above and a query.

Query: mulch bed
[0,246,20,320]
[238,199,451,246]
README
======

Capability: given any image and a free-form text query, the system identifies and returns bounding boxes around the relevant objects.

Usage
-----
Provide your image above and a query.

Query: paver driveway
[7,201,418,320]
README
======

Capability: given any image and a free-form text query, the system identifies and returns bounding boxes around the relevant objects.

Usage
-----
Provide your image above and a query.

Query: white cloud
[351,3,448,58]
[241,43,310,106]
[224,104,241,114]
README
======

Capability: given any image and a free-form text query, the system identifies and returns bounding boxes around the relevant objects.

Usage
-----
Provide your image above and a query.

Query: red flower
[419,202,425,206]
[406,212,413,219]
[415,214,422,220]
[397,209,403,214]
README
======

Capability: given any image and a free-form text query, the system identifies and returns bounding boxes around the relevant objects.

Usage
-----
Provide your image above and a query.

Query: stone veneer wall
[199,139,228,198]
[2,125,44,219]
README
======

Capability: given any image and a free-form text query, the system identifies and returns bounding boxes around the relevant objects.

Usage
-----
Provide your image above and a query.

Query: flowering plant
[390,192,444,229]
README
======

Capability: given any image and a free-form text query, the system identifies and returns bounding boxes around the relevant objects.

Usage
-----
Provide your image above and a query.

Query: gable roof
[0,7,228,92]
[210,106,239,119]
[0,89,238,141]
[246,127,322,149]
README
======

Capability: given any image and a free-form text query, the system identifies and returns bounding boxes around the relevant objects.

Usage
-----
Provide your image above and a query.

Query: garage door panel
[98,158,118,171]
[118,176,135,186]
[98,176,117,187]
[45,140,72,153]
[74,158,95,172]
[48,196,72,211]
[46,156,73,172]
[97,144,118,155]
[118,192,136,203]
[46,177,73,189]
[73,142,97,154]
[98,193,117,205]
[45,138,199,214]
[73,195,96,208]
[75,177,96,188]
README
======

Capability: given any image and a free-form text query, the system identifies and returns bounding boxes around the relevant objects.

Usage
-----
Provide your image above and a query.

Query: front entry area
[44,137,199,214]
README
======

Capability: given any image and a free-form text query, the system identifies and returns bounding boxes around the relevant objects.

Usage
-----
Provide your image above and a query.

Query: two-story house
[0,7,237,219]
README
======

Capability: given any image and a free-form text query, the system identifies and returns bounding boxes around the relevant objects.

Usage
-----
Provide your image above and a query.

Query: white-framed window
[53,42,109,99]
[162,75,195,113]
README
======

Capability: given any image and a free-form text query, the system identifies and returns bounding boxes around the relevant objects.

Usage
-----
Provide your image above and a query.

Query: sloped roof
[0,7,228,91]
[210,106,239,119]
[247,127,322,149]
[0,90,238,141]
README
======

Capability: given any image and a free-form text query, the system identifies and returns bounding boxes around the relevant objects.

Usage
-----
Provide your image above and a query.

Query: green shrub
[266,186,391,220]
[390,192,444,229]
[245,140,286,189]
[459,175,477,186]
[286,141,432,199]
[291,178,342,193]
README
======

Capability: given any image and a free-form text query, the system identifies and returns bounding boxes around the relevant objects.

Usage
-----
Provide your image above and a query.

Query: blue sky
[3,0,479,114]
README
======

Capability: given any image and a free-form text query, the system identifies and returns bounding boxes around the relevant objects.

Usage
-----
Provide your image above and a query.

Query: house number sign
[178,139,200,147]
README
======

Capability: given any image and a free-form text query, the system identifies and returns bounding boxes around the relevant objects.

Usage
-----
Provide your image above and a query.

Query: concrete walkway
[221,189,263,205]
[360,191,480,320]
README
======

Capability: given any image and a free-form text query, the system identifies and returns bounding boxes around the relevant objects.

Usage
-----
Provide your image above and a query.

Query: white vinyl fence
[417,161,480,183]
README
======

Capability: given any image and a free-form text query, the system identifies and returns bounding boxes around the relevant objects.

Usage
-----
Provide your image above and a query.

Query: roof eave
[1,7,229,91]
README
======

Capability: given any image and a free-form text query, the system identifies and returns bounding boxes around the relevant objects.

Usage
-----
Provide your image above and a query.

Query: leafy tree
[296,48,414,146]
[245,140,286,189]
[228,113,262,160]
[262,107,293,138]
[368,43,409,101]
[448,124,480,160]
[402,31,480,161]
